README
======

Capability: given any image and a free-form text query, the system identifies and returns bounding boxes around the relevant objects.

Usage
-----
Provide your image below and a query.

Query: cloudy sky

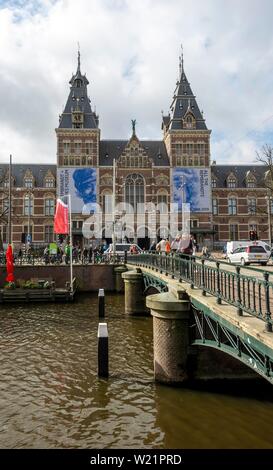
[0,0,273,165]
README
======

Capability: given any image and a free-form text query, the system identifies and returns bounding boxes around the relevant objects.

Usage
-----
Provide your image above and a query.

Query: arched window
[125,174,145,213]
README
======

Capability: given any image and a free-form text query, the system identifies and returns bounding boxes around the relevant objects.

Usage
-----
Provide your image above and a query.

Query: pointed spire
[166,46,207,131]
[179,44,184,77]
[77,43,81,74]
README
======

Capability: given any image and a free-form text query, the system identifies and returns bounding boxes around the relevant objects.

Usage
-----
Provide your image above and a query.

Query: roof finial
[77,42,81,73]
[179,44,184,76]
[131,119,136,135]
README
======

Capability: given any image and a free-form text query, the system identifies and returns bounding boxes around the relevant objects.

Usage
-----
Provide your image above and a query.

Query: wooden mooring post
[98,288,105,318]
[97,322,109,378]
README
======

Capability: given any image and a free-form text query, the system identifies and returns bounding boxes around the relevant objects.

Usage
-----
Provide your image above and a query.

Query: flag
[54,198,69,234]
[6,244,15,283]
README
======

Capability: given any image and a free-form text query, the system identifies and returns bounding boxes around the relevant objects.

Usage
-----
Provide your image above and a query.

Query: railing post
[171,253,175,279]
[98,288,105,318]
[190,256,194,289]
[216,261,221,304]
[201,259,206,296]
[263,272,272,332]
[236,266,243,316]
[124,250,127,264]
[160,253,163,273]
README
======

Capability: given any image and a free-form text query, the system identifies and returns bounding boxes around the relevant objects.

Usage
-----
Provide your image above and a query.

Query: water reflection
[0,294,273,448]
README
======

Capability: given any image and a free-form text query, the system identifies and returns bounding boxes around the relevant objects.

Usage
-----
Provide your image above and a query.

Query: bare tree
[256,144,273,193]
[256,144,273,243]
[0,170,8,250]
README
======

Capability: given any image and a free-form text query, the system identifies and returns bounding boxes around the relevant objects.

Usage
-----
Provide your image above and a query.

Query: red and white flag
[54,198,69,234]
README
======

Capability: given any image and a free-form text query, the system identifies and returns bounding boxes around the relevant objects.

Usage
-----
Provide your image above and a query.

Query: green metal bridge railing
[127,253,273,332]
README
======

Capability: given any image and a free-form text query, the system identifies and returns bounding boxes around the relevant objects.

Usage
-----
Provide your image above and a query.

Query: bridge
[123,253,273,385]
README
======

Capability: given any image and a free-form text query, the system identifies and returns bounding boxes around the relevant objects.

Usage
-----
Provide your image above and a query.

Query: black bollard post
[98,288,105,318]
[98,322,109,378]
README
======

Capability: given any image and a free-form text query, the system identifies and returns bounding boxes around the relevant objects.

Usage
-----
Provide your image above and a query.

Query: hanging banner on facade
[173,168,211,212]
[57,168,97,214]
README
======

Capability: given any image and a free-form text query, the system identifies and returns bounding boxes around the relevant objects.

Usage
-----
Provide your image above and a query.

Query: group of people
[149,234,198,256]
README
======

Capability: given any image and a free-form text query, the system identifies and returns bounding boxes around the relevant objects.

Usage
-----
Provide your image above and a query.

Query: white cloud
[0,0,273,164]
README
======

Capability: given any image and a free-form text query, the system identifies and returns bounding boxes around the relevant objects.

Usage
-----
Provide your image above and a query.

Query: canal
[1,293,273,449]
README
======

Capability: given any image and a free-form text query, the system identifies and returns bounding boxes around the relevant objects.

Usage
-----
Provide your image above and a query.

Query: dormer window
[45,178,55,188]
[72,111,83,129]
[246,179,256,188]
[227,173,237,188]
[211,178,217,188]
[24,177,33,188]
[185,115,193,128]
[245,171,256,188]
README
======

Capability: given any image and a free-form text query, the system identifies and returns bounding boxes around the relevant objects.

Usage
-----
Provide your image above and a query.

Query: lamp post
[8,154,12,245]
[265,194,271,245]
[112,158,116,256]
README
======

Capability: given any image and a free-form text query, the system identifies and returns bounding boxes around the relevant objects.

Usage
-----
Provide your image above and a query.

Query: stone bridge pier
[122,269,148,315]
[146,290,191,384]
[123,266,263,385]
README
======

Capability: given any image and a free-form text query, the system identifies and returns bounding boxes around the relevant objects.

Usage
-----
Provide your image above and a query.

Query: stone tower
[162,50,212,244]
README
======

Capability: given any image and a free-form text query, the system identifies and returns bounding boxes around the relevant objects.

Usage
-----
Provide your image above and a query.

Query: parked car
[104,243,142,256]
[227,245,270,266]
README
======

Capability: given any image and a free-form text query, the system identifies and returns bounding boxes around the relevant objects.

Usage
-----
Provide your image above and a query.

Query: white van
[226,240,271,256]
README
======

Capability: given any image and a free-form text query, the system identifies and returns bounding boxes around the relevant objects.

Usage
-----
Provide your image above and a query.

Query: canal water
[1,293,273,449]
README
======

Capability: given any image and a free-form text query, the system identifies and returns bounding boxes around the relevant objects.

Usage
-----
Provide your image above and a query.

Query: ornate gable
[118,135,153,168]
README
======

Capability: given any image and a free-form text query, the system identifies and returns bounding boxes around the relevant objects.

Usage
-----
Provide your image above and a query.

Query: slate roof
[99,140,170,166]
[165,65,208,131]
[0,164,56,188]
[211,164,267,188]
[59,53,98,129]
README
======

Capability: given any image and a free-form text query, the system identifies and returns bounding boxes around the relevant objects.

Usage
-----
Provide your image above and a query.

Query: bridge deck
[131,264,273,354]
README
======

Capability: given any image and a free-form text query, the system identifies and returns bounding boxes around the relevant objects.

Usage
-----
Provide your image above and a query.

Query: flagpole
[68,194,73,294]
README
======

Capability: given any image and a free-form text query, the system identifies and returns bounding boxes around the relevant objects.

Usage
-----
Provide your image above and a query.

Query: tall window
[63,142,70,154]
[103,192,113,214]
[86,141,93,154]
[212,198,218,215]
[186,143,193,155]
[125,174,145,213]
[229,224,238,241]
[228,197,237,215]
[175,143,183,156]
[0,225,7,243]
[196,142,205,155]
[24,194,33,216]
[74,142,81,155]
[157,191,168,213]
[248,198,256,214]
[45,198,55,216]
[45,225,54,243]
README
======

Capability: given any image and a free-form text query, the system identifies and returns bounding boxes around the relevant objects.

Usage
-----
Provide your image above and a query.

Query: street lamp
[266,193,272,245]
